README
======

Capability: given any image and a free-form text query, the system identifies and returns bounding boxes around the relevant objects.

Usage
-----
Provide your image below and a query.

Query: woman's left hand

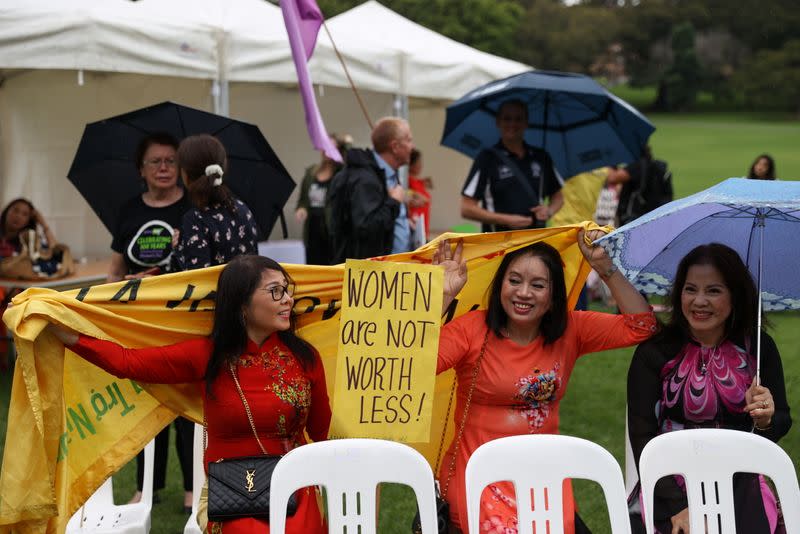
[745,376,774,429]
[577,228,613,272]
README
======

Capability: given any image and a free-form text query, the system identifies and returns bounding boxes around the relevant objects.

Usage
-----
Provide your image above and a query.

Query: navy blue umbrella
[441,70,655,178]
[68,101,294,240]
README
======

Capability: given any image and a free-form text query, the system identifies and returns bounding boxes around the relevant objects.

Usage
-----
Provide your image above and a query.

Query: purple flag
[281,0,342,162]
[294,0,323,59]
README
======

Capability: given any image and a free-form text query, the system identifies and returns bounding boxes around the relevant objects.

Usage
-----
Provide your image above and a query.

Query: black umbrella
[67,101,294,240]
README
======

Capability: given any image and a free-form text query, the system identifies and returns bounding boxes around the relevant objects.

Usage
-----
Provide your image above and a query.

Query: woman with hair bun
[172,134,259,271]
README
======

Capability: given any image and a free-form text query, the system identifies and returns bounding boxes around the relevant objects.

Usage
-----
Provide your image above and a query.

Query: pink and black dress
[627,330,792,533]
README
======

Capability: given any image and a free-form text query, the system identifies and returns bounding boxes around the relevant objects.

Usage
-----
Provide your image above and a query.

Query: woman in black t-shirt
[107,132,194,511]
[108,133,190,281]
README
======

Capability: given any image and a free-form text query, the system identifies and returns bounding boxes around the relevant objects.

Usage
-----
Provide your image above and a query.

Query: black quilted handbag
[207,455,297,521]
[411,484,450,534]
[206,363,299,522]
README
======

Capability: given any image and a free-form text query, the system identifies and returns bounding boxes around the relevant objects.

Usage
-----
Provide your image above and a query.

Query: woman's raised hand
[433,239,467,310]
[578,228,650,314]
[577,228,614,273]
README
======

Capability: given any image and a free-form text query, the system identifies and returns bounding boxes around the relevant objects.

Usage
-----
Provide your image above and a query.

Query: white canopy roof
[0,0,218,78]
[315,0,529,99]
[0,0,529,99]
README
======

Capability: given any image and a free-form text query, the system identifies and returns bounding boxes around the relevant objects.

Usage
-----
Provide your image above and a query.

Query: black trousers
[136,417,194,492]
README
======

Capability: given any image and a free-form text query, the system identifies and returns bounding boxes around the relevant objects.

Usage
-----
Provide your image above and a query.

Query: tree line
[314,0,800,113]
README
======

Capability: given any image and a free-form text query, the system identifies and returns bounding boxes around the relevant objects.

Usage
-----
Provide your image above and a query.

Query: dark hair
[206,255,316,394]
[485,242,568,344]
[135,132,179,172]
[497,99,528,121]
[177,134,236,211]
[331,133,351,156]
[325,133,351,173]
[1,198,36,239]
[638,144,653,161]
[747,154,776,180]
[662,243,759,344]
[410,148,422,167]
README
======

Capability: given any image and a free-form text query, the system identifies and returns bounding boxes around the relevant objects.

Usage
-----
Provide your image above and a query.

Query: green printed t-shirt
[111,194,191,274]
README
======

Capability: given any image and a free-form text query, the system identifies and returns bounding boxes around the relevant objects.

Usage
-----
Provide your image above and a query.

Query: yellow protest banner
[0,224,601,534]
[330,260,442,442]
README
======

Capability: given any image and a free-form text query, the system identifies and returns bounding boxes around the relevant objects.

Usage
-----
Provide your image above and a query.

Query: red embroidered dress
[436,310,657,534]
[72,334,331,534]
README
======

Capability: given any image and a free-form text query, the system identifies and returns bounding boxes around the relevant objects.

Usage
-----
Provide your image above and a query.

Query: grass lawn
[1,112,799,533]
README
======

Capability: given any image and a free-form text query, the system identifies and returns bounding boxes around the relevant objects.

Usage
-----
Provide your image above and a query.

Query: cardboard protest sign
[329,259,443,442]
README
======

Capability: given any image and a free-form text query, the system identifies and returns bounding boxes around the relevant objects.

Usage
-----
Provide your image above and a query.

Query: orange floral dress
[436,310,657,534]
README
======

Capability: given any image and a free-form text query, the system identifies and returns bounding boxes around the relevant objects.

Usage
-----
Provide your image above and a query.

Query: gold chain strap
[432,371,458,473]
[441,328,490,499]
[228,362,269,456]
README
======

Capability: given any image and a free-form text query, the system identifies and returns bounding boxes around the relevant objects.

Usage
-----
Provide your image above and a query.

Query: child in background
[407,149,432,243]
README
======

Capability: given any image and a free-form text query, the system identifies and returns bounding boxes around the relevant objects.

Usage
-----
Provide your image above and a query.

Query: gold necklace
[700,345,718,375]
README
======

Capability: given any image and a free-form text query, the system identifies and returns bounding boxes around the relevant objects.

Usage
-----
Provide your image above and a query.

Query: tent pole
[394,53,409,187]
[213,29,230,117]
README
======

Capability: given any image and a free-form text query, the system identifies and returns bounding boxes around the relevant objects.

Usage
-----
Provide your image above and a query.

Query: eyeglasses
[261,283,296,301]
[143,157,177,168]
[498,114,527,124]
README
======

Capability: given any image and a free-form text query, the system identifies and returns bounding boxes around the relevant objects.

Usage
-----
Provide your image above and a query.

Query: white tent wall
[234,84,474,242]
[0,72,473,259]
[0,70,214,260]
[407,98,473,233]
[229,82,395,242]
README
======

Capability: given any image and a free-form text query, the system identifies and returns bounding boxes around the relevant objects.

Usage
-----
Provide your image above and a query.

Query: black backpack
[325,169,351,264]
[617,158,673,226]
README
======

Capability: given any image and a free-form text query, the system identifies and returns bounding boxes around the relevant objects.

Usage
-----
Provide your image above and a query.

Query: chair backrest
[639,428,800,534]
[66,439,155,533]
[465,435,631,534]
[183,423,205,534]
[257,239,306,264]
[269,438,438,534]
[624,412,638,495]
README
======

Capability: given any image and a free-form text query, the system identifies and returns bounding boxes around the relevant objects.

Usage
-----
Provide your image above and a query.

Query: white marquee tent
[320,0,529,100]
[0,0,528,259]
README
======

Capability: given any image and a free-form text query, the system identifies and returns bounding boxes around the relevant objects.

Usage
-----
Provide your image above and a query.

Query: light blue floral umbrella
[595,177,800,378]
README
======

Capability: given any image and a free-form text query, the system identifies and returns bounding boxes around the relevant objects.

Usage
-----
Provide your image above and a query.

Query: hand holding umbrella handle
[745,376,774,431]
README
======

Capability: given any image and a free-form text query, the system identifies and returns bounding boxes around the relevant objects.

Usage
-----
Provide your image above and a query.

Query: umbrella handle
[279,209,288,240]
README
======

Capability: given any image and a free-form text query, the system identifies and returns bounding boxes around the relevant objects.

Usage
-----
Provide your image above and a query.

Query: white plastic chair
[257,239,306,264]
[269,438,438,534]
[183,423,205,534]
[624,412,638,495]
[639,428,800,534]
[66,439,155,533]
[465,435,631,534]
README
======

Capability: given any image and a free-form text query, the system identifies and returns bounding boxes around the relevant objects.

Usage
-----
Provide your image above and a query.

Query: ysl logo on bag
[245,469,256,492]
